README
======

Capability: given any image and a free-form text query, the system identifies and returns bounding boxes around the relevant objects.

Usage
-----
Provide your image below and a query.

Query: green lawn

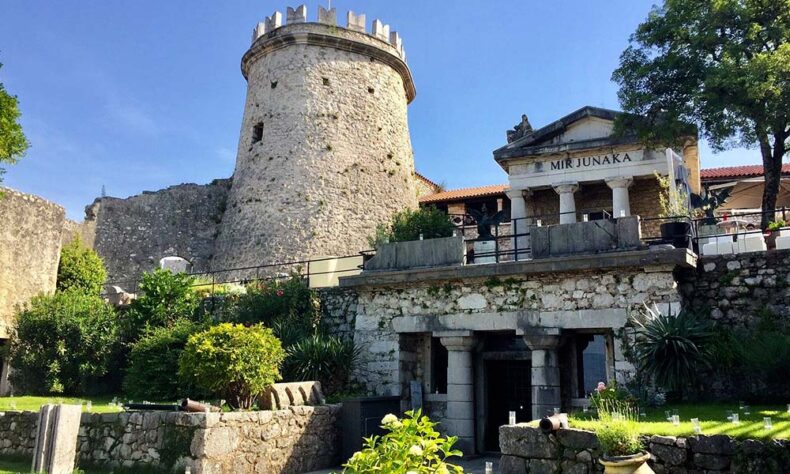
[568,403,790,440]
[0,396,123,414]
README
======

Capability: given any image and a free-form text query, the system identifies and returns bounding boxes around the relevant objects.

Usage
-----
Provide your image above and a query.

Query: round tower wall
[212,21,418,274]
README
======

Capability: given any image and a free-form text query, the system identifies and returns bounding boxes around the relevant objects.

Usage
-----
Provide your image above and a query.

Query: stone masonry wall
[678,249,790,327]
[0,187,66,339]
[0,405,341,474]
[499,424,790,473]
[87,180,231,287]
[319,287,359,341]
[212,22,418,275]
[351,267,680,396]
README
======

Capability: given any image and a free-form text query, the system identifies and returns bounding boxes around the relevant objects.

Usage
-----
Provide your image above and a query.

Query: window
[430,337,448,394]
[252,123,264,143]
[575,334,608,397]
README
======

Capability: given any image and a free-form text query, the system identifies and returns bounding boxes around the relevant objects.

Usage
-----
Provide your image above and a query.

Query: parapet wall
[0,405,341,474]
[0,187,66,339]
[88,179,231,287]
[499,425,790,473]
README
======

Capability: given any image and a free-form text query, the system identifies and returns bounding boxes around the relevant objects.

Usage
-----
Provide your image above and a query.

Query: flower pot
[660,221,691,249]
[599,452,654,474]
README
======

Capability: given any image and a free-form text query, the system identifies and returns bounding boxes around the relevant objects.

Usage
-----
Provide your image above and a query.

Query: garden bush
[124,269,201,342]
[9,290,119,395]
[369,206,455,246]
[56,237,107,295]
[343,410,464,473]
[227,276,319,332]
[178,323,285,409]
[709,310,790,402]
[124,319,205,401]
[282,333,360,396]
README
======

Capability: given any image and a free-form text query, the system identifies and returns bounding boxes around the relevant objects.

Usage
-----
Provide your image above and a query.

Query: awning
[708,177,790,210]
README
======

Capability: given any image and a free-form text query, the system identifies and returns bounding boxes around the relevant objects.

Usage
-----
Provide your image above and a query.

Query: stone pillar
[506,189,530,260]
[438,332,476,454]
[553,183,578,224]
[523,330,561,420]
[606,177,633,217]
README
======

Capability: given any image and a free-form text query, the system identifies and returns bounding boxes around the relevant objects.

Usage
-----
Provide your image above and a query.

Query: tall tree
[613,0,789,227]
[0,61,29,183]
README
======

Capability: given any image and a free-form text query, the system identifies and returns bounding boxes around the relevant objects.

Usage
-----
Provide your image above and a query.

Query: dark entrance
[484,359,531,451]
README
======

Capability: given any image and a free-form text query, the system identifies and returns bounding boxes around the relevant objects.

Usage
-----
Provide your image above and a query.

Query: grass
[568,403,790,440]
[0,396,122,414]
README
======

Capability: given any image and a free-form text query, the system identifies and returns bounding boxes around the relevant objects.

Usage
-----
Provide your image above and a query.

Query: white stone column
[523,330,561,420]
[506,188,530,260]
[438,332,476,455]
[606,177,633,217]
[553,183,579,224]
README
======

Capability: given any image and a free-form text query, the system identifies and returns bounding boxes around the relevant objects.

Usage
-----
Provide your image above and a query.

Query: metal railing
[104,207,790,298]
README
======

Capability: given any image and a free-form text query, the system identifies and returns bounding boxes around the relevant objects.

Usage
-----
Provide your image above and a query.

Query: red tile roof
[419,184,509,204]
[700,164,790,180]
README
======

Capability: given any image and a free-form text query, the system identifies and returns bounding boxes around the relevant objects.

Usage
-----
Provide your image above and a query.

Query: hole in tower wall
[252,123,264,143]
[271,81,278,89]
[322,77,330,86]
[368,87,375,94]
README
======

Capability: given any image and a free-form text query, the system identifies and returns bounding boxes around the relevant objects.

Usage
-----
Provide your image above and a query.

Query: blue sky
[1,1,758,220]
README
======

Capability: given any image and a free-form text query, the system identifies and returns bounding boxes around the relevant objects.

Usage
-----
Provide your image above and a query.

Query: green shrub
[632,307,712,394]
[178,323,285,409]
[227,276,319,332]
[343,410,464,473]
[595,418,643,457]
[282,333,360,396]
[56,237,107,295]
[9,290,119,395]
[124,269,201,342]
[369,206,455,246]
[124,319,205,401]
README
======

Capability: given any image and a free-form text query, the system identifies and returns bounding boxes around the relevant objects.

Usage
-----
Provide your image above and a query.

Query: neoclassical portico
[495,106,697,246]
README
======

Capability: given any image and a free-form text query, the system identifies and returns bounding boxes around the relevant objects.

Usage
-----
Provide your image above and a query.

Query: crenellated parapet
[251,4,406,60]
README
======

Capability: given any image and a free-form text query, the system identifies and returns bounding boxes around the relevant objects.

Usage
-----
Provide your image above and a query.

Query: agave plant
[631,305,712,393]
[283,333,361,396]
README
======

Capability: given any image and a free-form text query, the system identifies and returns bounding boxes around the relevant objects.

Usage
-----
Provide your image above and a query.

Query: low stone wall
[499,424,790,473]
[0,405,341,473]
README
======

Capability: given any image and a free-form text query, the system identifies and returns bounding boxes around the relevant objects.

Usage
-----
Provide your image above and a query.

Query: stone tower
[212,5,418,274]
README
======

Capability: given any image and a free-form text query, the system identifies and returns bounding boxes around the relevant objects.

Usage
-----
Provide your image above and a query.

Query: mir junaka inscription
[549,152,634,171]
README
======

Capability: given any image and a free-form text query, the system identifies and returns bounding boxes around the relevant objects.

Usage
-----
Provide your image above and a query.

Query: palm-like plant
[632,305,712,393]
[282,333,360,396]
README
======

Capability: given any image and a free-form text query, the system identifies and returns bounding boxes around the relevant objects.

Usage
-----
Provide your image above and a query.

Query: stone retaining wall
[0,405,341,474]
[678,249,790,328]
[499,424,790,473]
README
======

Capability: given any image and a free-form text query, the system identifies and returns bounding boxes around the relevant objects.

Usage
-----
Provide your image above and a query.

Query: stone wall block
[499,425,558,459]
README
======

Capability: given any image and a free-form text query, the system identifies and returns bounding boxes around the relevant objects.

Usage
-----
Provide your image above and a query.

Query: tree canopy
[0,61,29,181]
[613,0,789,227]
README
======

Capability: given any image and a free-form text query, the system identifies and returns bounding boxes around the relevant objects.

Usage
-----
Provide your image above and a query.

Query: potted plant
[765,219,787,249]
[594,406,653,474]
[655,173,691,248]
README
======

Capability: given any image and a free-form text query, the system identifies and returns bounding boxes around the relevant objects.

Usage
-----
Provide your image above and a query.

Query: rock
[529,458,560,474]
[688,435,734,455]
[557,429,599,450]
[560,460,589,474]
[458,293,487,310]
[693,452,730,470]
[650,442,686,466]
[499,455,528,474]
[650,435,676,446]
[499,425,558,459]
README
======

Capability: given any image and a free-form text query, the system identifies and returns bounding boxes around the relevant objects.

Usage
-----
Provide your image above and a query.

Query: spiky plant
[632,305,712,393]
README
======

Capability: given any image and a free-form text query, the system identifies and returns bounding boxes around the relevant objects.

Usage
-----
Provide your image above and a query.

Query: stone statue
[467,205,507,240]
[506,114,533,143]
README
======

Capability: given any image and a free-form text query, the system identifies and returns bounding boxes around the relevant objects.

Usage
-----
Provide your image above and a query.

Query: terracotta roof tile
[419,184,508,204]
[701,164,790,180]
